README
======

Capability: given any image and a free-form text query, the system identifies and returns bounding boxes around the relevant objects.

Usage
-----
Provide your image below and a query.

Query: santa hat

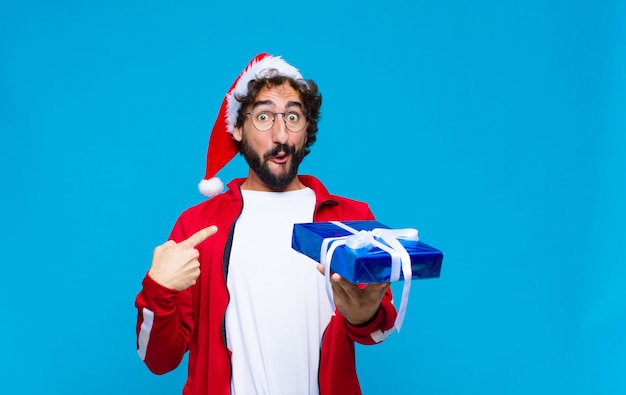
[198,53,304,197]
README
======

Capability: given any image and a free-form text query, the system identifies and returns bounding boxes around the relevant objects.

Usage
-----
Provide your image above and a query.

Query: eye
[256,111,272,122]
[285,111,300,123]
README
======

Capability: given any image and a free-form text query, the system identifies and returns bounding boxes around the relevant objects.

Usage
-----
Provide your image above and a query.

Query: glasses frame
[244,110,309,133]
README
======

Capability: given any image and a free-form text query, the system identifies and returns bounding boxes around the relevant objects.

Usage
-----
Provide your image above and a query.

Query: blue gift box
[291,220,443,284]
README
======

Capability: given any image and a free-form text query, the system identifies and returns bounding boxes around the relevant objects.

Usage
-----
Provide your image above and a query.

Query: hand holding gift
[293,220,443,332]
[316,264,390,326]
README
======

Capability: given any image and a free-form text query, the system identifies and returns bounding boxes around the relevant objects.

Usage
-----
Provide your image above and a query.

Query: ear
[233,126,243,142]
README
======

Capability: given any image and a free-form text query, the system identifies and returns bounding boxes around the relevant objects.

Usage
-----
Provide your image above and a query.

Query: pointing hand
[149,226,218,291]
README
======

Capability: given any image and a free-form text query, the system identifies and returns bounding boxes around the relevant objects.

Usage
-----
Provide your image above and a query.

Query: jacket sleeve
[134,218,194,374]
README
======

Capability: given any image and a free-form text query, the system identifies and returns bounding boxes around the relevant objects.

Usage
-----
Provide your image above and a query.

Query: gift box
[291,220,443,284]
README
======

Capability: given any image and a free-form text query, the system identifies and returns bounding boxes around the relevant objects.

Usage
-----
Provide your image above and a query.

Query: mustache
[263,143,296,160]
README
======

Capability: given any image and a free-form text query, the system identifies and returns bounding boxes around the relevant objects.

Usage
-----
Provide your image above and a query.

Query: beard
[239,132,306,191]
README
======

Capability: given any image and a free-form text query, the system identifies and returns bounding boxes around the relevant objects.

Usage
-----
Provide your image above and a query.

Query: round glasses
[245,110,308,133]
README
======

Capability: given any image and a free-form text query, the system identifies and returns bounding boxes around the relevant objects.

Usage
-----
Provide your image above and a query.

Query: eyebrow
[251,100,303,110]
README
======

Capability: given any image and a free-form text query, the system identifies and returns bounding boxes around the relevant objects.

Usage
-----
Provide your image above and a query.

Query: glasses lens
[252,111,274,131]
[284,111,307,132]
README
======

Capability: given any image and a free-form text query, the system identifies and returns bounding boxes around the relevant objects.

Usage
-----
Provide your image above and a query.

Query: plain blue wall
[1,1,624,394]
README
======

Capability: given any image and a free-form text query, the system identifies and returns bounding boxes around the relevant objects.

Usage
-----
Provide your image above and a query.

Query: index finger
[184,225,218,247]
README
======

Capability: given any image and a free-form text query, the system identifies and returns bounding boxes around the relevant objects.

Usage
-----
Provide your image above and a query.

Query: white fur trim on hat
[225,56,303,134]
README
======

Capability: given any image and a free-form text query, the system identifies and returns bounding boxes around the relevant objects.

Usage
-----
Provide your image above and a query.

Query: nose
[271,113,289,144]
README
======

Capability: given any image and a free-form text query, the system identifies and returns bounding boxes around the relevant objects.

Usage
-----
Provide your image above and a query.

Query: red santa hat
[198,53,304,197]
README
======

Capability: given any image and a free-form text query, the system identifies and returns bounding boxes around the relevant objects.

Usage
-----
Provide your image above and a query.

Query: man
[135,53,397,395]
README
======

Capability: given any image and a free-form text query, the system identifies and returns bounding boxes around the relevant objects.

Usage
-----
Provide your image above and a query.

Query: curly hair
[234,72,322,156]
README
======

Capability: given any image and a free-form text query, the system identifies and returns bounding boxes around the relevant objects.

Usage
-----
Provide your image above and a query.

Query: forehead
[254,82,302,105]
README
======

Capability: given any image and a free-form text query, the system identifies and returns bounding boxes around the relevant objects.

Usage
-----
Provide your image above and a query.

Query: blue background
[2,1,625,394]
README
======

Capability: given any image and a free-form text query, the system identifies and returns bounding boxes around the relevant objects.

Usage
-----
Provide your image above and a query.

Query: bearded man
[135,53,397,395]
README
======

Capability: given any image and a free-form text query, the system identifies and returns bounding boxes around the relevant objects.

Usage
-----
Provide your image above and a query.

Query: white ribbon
[319,221,418,332]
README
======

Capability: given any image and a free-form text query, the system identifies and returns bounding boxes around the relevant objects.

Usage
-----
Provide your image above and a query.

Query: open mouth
[264,143,296,167]
[270,152,289,164]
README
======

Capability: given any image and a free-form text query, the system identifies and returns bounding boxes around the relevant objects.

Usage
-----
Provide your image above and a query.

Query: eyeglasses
[245,110,308,133]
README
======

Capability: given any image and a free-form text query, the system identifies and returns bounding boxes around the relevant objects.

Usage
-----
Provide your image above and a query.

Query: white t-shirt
[225,188,334,395]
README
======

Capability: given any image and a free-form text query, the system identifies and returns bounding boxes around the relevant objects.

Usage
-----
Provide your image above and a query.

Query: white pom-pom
[198,177,224,197]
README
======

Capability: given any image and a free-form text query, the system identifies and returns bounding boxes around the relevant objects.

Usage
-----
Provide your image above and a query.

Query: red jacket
[135,175,397,394]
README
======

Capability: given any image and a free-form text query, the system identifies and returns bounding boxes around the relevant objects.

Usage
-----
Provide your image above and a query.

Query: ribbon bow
[319,221,419,332]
